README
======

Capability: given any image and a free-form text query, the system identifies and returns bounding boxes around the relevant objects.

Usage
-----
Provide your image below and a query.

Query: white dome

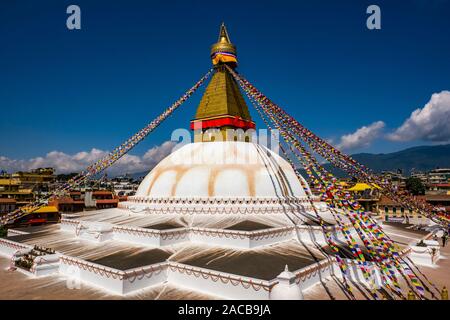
[135,141,311,199]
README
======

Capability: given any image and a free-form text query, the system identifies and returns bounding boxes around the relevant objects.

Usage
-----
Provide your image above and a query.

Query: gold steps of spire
[194,66,251,120]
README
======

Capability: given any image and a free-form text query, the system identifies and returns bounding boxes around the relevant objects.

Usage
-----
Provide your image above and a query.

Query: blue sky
[1,0,450,173]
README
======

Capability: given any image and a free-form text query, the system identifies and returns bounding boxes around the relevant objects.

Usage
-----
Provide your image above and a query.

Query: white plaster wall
[112,230,188,247]
[0,241,32,258]
[7,229,28,237]
[34,263,60,276]
[60,221,78,232]
[167,267,270,300]
[189,232,250,249]
[160,232,190,246]
[409,247,438,266]
[296,262,338,291]
[295,229,327,245]
[122,267,168,294]
[36,253,60,262]
[59,261,124,295]
[78,230,114,242]
[0,245,20,257]
[249,231,294,248]
[113,232,160,246]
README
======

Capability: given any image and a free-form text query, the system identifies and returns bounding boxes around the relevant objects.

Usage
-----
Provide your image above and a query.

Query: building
[376,195,421,223]
[50,190,119,213]
[428,168,450,184]
[0,178,20,197]
[49,191,85,213]
[91,190,119,209]
[111,176,139,196]
[382,171,406,186]
[0,168,56,208]
[0,171,59,225]
[0,178,34,206]
[0,199,16,214]
[346,182,381,212]
[419,194,450,214]
[12,168,56,192]
[375,193,450,224]
[411,171,428,184]
[427,183,450,195]
[14,206,60,226]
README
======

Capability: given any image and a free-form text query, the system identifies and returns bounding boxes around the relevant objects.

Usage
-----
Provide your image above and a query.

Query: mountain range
[350,144,450,174]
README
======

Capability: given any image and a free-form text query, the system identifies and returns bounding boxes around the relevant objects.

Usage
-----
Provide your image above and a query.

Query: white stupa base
[1,235,425,299]
[409,245,440,266]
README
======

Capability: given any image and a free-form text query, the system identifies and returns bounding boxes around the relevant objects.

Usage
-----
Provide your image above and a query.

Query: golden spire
[190,23,254,142]
[210,23,237,67]
[218,22,231,43]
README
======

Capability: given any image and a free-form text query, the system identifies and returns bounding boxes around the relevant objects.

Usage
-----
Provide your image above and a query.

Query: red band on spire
[190,116,255,130]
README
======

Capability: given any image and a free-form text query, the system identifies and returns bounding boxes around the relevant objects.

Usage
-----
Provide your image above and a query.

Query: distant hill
[129,171,148,181]
[350,144,450,174]
[302,144,450,178]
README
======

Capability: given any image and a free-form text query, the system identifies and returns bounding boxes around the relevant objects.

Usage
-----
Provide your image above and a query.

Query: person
[442,231,449,247]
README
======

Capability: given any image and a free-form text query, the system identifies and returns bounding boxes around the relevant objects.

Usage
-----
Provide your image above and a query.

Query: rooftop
[0,198,16,203]
[172,240,325,280]
[88,248,171,271]
[225,220,272,231]
[0,256,216,300]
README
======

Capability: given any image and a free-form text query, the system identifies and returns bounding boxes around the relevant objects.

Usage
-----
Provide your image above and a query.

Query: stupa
[0,24,380,300]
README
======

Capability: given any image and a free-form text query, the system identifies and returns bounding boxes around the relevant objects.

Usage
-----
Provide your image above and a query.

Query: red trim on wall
[190,116,255,130]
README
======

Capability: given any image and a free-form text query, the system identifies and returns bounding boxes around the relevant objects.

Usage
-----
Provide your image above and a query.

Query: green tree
[0,226,7,238]
[56,173,78,182]
[405,177,426,195]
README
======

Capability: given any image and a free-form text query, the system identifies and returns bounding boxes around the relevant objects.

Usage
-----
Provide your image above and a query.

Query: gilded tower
[190,23,255,142]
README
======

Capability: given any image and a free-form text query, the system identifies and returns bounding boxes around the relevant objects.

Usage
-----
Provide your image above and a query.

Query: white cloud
[337,121,385,151]
[142,141,177,165]
[0,141,177,176]
[387,91,450,142]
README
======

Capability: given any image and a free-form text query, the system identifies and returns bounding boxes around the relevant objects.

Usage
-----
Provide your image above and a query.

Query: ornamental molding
[60,218,338,241]
[128,196,320,206]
